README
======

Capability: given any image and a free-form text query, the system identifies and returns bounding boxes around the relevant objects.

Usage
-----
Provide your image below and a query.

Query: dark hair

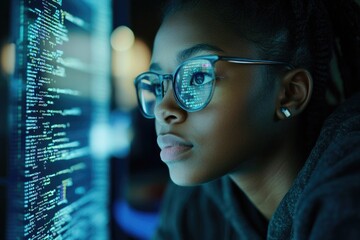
[163,0,360,150]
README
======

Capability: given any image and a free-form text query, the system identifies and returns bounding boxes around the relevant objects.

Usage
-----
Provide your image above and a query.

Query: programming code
[8,0,111,239]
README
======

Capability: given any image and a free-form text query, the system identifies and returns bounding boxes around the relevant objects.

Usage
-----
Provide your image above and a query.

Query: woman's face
[152,7,283,185]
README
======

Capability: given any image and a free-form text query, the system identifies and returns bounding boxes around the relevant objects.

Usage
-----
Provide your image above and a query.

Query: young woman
[134,0,360,239]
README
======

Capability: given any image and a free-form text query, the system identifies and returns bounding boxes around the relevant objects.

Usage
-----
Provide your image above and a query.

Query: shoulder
[306,93,360,186]
[294,93,360,239]
[293,146,360,239]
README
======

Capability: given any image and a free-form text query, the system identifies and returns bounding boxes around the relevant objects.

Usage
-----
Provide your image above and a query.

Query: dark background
[110,1,170,239]
[0,0,169,239]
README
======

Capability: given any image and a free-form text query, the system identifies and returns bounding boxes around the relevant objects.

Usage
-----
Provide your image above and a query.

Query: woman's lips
[157,134,193,161]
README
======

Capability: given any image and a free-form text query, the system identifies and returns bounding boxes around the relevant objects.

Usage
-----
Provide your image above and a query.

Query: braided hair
[163,0,360,150]
[290,0,360,149]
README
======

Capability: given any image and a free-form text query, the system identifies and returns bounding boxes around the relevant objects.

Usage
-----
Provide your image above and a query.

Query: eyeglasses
[134,55,293,119]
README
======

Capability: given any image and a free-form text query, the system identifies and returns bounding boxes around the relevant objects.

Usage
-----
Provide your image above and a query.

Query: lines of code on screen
[8,0,110,239]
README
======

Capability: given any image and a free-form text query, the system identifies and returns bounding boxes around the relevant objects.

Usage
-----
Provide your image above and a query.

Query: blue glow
[114,199,160,240]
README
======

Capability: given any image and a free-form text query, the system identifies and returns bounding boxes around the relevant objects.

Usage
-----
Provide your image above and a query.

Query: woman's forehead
[151,8,259,71]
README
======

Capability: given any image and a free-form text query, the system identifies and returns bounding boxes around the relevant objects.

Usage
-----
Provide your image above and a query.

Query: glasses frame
[134,55,294,119]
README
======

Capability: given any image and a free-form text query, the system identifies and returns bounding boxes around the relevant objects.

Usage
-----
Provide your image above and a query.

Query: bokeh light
[0,43,15,75]
[111,25,151,111]
[111,26,135,52]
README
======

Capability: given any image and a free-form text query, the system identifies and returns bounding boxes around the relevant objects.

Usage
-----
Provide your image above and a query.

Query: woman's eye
[190,72,213,86]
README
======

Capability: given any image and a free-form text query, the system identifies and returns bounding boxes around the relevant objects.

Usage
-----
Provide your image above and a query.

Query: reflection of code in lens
[178,60,213,109]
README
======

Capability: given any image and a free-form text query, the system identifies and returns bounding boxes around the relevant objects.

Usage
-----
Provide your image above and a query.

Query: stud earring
[280,107,292,118]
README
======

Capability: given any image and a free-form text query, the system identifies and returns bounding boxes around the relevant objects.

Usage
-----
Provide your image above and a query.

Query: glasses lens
[175,59,215,111]
[136,73,161,118]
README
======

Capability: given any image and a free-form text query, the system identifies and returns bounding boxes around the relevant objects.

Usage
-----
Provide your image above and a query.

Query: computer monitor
[2,0,112,239]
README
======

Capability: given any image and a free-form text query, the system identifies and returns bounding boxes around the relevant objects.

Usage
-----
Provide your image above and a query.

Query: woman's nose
[154,82,187,125]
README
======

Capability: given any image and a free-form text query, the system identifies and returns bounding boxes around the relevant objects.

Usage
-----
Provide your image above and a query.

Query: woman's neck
[229,135,305,220]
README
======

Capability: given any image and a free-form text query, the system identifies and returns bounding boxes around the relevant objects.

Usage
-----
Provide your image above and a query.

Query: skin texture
[151,6,312,219]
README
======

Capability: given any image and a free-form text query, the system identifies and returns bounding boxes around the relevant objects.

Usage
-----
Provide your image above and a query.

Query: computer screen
[4,0,112,239]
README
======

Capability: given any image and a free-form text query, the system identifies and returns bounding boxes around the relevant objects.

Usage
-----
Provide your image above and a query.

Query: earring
[280,107,292,118]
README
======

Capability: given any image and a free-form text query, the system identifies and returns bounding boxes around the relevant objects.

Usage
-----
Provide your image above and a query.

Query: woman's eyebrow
[149,44,224,71]
[177,43,224,62]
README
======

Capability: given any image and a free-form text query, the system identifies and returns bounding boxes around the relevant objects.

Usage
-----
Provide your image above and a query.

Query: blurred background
[109,0,170,239]
[0,0,170,239]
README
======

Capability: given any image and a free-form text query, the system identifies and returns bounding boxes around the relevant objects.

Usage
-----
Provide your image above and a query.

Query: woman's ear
[276,69,313,120]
